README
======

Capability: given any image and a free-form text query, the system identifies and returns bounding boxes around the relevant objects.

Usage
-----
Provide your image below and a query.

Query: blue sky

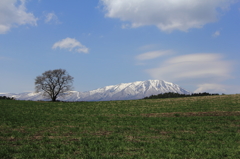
[0,0,240,94]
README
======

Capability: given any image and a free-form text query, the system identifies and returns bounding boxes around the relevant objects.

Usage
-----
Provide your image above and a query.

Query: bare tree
[35,69,74,101]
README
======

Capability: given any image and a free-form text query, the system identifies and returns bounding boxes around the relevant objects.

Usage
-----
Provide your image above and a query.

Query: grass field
[1,94,240,158]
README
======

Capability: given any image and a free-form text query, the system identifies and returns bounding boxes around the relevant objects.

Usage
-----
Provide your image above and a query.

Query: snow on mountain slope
[0,80,190,101]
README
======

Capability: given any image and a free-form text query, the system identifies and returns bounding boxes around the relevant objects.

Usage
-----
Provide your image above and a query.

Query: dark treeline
[143,92,220,99]
[0,96,15,100]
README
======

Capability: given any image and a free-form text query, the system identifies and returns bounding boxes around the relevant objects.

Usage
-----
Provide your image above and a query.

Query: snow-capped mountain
[0,80,190,101]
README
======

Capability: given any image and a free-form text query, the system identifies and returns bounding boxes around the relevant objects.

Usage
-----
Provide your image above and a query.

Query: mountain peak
[1,80,190,101]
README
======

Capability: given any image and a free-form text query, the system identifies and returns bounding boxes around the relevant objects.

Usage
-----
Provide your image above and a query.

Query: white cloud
[101,0,235,32]
[146,53,232,83]
[212,31,220,37]
[136,50,173,61]
[194,83,227,93]
[44,12,60,24]
[194,84,240,94]
[0,0,37,34]
[52,38,89,53]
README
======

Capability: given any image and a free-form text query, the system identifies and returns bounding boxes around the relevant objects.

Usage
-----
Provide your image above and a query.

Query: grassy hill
[1,94,240,158]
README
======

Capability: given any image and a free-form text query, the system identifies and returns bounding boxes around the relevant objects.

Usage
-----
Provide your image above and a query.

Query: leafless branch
[35,69,74,101]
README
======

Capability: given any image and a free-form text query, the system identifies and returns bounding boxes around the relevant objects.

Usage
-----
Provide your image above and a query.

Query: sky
[0,0,240,94]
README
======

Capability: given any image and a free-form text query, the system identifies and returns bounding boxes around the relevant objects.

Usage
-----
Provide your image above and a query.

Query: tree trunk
[52,96,57,102]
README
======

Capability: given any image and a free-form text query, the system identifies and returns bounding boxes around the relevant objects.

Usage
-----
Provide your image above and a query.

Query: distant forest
[143,92,221,99]
[0,96,15,100]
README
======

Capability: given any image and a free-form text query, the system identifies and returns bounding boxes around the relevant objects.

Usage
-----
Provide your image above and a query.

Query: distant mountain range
[0,80,190,101]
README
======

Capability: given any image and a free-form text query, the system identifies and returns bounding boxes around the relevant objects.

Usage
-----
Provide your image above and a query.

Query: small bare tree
[35,69,74,102]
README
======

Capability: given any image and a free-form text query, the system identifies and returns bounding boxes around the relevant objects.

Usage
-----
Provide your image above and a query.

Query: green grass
[1,94,240,158]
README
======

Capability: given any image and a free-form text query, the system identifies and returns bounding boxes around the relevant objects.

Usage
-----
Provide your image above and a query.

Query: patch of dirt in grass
[150,128,195,135]
[65,125,77,128]
[33,136,42,140]
[92,130,112,137]
[178,130,196,134]
[150,130,171,136]
[0,126,27,133]
[126,136,141,142]
[31,135,81,140]
[105,114,135,117]
[233,120,240,122]
[229,123,240,128]
[207,131,220,134]
[8,136,18,141]
[0,136,19,141]
[141,111,240,117]
[158,131,170,135]
[48,136,63,139]
[10,126,27,133]
[125,133,170,143]
[112,125,137,128]
[69,138,81,141]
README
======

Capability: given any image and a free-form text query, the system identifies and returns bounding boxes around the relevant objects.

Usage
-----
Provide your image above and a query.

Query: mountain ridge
[0,80,191,101]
